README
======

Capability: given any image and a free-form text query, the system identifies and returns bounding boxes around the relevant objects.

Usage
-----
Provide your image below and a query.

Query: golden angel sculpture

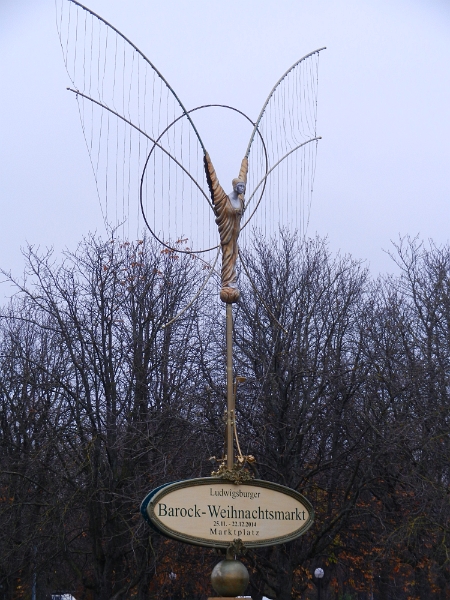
[56,0,324,314]
[205,154,248,303]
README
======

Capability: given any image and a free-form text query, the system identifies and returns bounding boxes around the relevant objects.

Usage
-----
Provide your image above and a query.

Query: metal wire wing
[241,49,325,247]
[56,0,325,326]
[55,0,218,258]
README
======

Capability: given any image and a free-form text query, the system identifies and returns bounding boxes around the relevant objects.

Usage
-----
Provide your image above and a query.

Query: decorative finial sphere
[220,287,240,303]
[211,559,249,597]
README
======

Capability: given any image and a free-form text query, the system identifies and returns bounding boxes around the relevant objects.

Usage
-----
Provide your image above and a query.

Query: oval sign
[141,477,314,548]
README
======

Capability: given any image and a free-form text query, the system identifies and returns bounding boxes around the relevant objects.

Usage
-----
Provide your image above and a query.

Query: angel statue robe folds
[204,153,248,303]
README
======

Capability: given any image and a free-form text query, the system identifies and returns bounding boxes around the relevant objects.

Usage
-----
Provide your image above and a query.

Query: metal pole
[226,303,234,470]
[318,579,321,600]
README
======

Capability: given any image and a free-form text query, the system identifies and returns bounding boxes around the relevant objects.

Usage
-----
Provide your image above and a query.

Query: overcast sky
[1,0,449,297]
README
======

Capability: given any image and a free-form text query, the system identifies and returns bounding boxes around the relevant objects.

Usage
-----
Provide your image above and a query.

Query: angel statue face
[235,182,246,195]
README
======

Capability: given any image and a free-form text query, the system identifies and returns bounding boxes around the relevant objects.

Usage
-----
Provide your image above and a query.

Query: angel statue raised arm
[56,0,325,472]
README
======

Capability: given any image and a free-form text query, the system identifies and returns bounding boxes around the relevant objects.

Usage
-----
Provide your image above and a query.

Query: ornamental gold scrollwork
[210,454,256,484]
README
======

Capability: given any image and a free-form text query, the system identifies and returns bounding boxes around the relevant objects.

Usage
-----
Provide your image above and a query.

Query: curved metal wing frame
[241,136,321,231]
[62,4,321,254]
[65,0,206,152]
[139,104,269,255]
[245,47,326,158]
[67,92,270,256]
[67,88,210,204]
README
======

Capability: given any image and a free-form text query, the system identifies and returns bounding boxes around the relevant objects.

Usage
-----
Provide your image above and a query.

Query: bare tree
[0,236,208,600]
[2,234,450,600]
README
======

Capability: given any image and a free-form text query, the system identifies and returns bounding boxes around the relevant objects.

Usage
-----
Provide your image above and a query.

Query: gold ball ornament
[211,559,249,597]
